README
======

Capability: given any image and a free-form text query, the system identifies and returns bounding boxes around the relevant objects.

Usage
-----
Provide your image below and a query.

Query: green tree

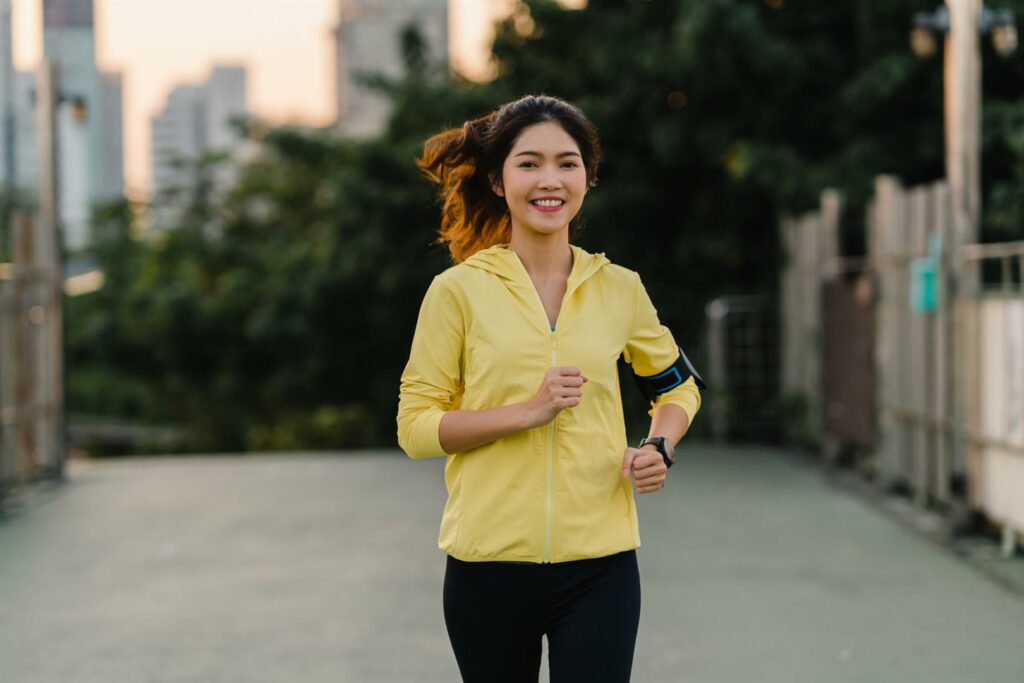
[66,0,1024,452]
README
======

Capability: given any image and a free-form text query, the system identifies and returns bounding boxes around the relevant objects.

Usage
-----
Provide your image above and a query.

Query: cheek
[569,172,589,199]
[503,170,531,200]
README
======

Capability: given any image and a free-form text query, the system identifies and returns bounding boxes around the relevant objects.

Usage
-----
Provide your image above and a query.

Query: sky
[10,0,528,199]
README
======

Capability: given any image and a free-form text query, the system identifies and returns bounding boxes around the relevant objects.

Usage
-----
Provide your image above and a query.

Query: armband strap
[631,346,707,403]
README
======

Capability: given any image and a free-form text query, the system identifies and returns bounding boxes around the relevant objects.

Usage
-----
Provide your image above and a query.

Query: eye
[561,161,580,168]
[518,161,538,168]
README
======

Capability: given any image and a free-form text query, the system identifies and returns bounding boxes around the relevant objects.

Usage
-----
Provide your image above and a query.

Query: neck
[507,228,573,282]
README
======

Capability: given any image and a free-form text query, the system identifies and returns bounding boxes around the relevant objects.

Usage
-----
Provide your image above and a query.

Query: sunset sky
[10,0,528,198]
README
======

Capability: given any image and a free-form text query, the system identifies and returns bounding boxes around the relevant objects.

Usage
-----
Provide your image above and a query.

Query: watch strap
[639,436,674,469]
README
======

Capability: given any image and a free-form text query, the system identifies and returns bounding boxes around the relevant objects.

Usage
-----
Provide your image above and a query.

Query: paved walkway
[2,444,1023,682]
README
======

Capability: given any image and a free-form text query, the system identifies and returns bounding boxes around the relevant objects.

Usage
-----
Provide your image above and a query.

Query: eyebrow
[513,151,582,159]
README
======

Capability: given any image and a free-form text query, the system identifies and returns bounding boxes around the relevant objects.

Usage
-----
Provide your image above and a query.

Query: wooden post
[803,212,823,443]
[909,186,930,506]
[819,189,842,462]
[945,0,982,258]
[945,0,983,510]
[0,262,11,491]
[12,213,34,482]
[873,175,908,489]
[931,181,953,504]
[820,190,842,277]
[34,60,64,478]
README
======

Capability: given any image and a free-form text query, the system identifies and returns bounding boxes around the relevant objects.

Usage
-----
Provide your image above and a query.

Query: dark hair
[417,95,602,263]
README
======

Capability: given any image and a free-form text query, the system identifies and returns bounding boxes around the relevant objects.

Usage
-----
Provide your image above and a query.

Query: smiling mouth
[530,199,565,211]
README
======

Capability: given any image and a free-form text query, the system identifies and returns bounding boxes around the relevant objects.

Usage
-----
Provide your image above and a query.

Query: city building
[97,71,124,201]
[0,0,14,187]
[334,0,448,138]
[11,71,38,193]
[149,65,249,227]
[31,0,125,250]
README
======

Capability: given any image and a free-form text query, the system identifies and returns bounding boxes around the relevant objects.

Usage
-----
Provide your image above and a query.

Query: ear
[489,172,504,198]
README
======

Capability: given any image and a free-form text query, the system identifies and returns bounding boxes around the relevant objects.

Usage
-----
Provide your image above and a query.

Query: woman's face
[497,121,588,239]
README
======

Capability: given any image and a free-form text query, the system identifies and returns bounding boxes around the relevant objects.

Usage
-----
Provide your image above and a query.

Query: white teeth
[532,199,564,207]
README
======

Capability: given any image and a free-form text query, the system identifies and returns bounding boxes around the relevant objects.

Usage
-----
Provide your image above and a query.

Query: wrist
[638,435,675,468]
[515,402,539,430]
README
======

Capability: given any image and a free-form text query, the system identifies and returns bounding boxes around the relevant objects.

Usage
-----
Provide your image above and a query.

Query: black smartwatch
[638,436,675,469]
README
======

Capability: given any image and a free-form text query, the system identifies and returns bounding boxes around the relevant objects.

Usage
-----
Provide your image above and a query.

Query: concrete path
[2,444,1023,682]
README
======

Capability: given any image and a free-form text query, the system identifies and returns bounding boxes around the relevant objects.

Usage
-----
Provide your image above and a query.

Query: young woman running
[397,94,704,683]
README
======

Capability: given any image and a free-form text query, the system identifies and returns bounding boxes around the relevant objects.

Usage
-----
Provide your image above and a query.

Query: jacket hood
[461,243,610,292]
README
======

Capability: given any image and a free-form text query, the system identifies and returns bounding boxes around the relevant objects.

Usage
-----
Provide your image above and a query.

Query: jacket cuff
[399,409,449,459]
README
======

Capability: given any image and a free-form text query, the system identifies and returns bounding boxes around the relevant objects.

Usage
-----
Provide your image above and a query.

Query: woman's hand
[621,445,667,494]
[521,366,588,429]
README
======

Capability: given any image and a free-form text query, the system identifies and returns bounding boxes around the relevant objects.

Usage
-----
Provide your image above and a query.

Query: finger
[635,473,665,488]
[637,481,664,494]
[636,473,666,489]
[634,462,666,482]
[556,366,583,376]
[630,456,663,473]
[630,453,661,472]
[621,449,638,478]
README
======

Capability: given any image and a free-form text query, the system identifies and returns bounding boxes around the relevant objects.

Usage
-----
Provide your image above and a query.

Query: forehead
[508,121,581,155]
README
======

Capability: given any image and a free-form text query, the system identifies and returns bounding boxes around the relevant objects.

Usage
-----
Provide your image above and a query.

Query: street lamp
[909,1,1017,256]
[911,5,1017,59]
[907,1,1016,524]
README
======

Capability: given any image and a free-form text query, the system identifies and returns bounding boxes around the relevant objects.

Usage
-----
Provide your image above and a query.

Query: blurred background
[1,0,1024,680]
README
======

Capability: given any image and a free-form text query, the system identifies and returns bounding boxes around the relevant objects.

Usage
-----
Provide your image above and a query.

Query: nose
[537,165,562,189]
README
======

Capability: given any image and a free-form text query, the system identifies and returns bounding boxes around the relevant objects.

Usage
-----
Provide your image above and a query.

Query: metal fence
[0,62,65,511]
[780,175,1024,548]
[0,212,65,508]
[705,295,779,442]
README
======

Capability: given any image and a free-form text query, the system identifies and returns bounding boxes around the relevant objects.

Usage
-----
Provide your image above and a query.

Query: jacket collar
[462,243,610,294]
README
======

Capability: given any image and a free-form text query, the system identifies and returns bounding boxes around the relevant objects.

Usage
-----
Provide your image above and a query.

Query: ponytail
[417,114,510,263]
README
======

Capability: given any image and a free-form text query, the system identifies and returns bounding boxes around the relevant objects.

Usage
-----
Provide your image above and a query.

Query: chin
[527,224,569,237]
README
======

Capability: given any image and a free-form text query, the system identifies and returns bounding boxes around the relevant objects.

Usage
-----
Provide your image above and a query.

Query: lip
[529,197,566,213]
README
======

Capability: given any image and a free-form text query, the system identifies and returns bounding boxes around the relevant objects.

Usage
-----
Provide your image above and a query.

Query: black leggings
[442,549,641,683]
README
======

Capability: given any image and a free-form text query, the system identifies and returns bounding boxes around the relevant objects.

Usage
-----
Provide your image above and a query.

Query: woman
[397,95,704,682]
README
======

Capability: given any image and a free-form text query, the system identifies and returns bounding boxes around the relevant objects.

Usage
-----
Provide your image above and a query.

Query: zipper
[544,331,557,563]
[503,247,594,564]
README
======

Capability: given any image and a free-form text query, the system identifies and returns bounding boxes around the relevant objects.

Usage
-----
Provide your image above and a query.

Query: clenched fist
[622,446,667,494]
[521,366,588,429]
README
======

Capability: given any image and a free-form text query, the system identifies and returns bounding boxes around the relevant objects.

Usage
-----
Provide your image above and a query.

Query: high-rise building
[149,65,249,227]
[334,0,448,138]
[205,66,247,151]
[0,0,14,188]
[150,84,206,196]
[11,71,37,192]
[96,71,124,201]
[40,0,124,249]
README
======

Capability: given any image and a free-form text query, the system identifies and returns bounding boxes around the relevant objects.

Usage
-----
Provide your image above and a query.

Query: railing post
[33,60,65,480]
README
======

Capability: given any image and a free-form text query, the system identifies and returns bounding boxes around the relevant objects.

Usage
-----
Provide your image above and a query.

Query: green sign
[911,256,938,314]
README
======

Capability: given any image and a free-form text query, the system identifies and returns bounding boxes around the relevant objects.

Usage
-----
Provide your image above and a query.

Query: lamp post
[909,1,1016,518]
[911,0,1017,256]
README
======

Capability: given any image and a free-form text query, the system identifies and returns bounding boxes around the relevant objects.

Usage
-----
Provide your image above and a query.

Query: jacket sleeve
[622,272,702,423]
[396,276,464,459]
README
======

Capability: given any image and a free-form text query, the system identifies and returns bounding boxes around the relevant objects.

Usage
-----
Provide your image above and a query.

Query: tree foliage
[66,0,1024,451]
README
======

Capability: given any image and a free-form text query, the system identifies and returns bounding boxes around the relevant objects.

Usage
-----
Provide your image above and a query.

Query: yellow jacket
[397,243,701,563]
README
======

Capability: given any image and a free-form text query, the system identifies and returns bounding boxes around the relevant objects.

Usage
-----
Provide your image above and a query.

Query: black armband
[630,346,706,403]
